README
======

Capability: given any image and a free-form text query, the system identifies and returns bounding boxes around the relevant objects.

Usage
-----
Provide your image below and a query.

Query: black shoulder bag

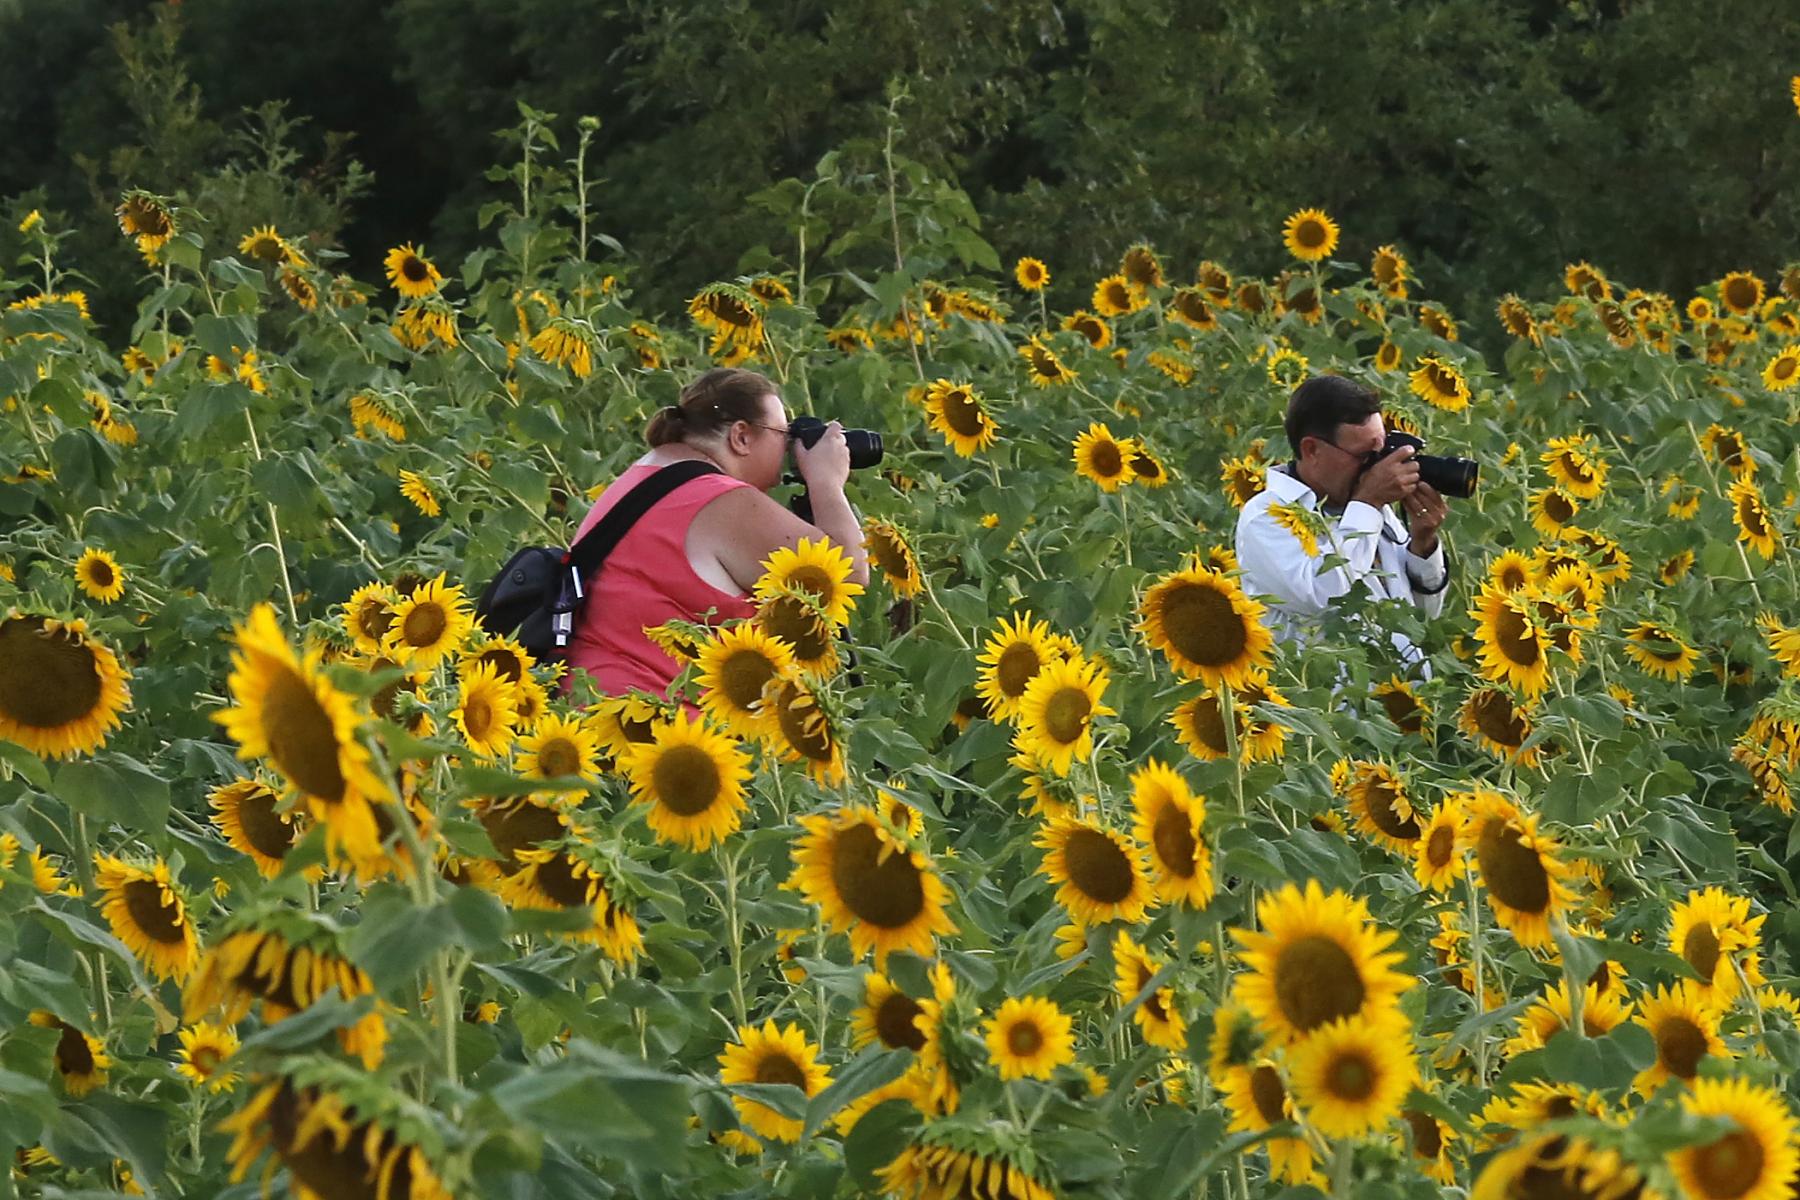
[474,460,722,660]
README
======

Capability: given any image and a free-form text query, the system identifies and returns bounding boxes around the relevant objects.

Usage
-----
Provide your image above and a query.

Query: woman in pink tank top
[564,368,871,703]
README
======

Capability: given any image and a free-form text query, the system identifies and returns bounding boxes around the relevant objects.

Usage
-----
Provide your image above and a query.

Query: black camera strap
[566,460,722,580]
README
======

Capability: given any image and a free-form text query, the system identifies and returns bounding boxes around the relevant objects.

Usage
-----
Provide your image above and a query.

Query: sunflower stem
[1465,868,1489,1085]
[720,843,750,1029]
[1328,1137,1353,1197]
[70,814,113,1029]
[918,570,973,652]
[880,93,927,386]
[241,410,300,626]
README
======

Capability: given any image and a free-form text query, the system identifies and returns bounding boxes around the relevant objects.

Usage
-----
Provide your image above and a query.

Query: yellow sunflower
[1497,294,1538,342]
[1669,886,1766,1002]
[1464,789,1574,950]
[0,612,131,758]
[1265,346,1309,389]
[863,518,923,598]
[1129,759,1214,908]
[1761,612,1800,677]
[976,612,1060,722]
[985,996,1075,1081]
[183,923,387,1067]
[1112,930,1187,1051]
[755,537,862,628]
[1268,501,1324,557]
[115,190,174,251]
[215,604,388,873]
[1471,585,1551,698]
[1419,303,1458,340]
[1402,1107,1459,1185]
[1014,653,1115,777]
[1342,760,1422,856]
[398,469,441,517]
[622,710,751,851]
[516,711,602,782]
[382,573,474,669]
[1504,980,1633,1056]
[31,1011,110,1097]
[452,661,518,759]
[1669,1077,1798,1200]
[1373,674,1431,738]
[1282,207,1339,262]
[207,778,303,878]
[1409,356,1471,412]
[73,548,125,603]
[694,622,794,738]
[93,854,199,982]
[789,805,956,966]
[1541,434,1609,500]
[1288,1013,1417,1138]
[1701,423,1757,479]
[175,1021,240,1093]
[1374,340,1403,372]
[1220,456,1268,507]
[1139,564,1273,691]
[1061,310,1112,349]
[879,1139,1054,1200]
[498,846,643,963]
[1623,620,1700,681]
[1763,345,1800,391]
[767,676,844,784]
[1414,800,1466,893]
[1719,270,1766,317]
[851,973,926,1052]
[1127,442,1172,487]
[1034,815,1154,927]
[1072,422,1134,492]
[1231,879,1411,1045]
[1020,335,1076,386]
[1475,1136,1649,1200]
[1528,487,1580,537]
[1014,257,1049,290]
[340,582,396,654]
[1092,273,1143,317]
[222,1078,455,1200]
[1731,476,1782,560]
[383,242,443,298]
[1219,1059,1320,1187]
[1371,243,1410,297]
[716,1020,832,1144]
[922,378,999,456]
[1633,981,1728,1097]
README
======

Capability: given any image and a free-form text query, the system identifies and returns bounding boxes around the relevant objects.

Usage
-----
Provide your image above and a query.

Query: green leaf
[237,992,373,1054]
[726,1082,809,1120]
[0,742,51,790]
[345,885,457,992]
[448,886,509,951]
[803,1047,908,1137]
[54,758,170,834]
[843,1099,921,1189]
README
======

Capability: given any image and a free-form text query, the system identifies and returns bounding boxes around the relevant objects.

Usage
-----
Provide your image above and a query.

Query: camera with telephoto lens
[1367,431,1478,499]
[784,416,884,523]
[786,416,883,470]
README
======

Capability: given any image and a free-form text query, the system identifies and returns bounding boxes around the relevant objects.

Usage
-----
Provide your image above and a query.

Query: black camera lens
[787,416,885,469]
[1419,455,1478,499]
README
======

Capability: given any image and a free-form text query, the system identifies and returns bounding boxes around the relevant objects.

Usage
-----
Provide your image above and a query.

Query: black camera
[787,416,884,470]
[1370,431,1478,499]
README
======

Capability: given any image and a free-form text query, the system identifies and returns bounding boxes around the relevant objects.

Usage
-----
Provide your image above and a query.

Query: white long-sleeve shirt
[1234,464,1449,664]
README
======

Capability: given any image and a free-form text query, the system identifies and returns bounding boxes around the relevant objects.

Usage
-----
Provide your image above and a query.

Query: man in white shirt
[1234,375,1451,664]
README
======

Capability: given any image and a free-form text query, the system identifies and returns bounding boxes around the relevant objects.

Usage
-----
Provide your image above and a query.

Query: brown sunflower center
[1739,496,1769,537]
[1403,1110,1443,1159]
[260,663,348,802]
[1039,685,1093,746]
[869,531,912,579]
[535,853,593,908]
[754,1051,807,1088]
[941,389,986,437]
[1326,1050,1375,1101]
[1088,440,1124,478]
[477,647,524,683]
[1378,687,1424,734]
[1158,580,1245,669]
[1063,828,1134,904]
[1273,935,1364,1033]
[650,744,722,817]
[876,992,925,1051]
[0,618,104,730]
[1180,695,1231,755]
[1250,1064,1286,1124]
[1724,279,1758,311]
[400,256,430,283]
[535,737,581,779]
[1151,801,1198,878]
[461,693,494,739]
[355,600,393,642]
[781,566,838,609]
[1657,1016,1708,1079]
[760,597,832,663]
[188,1044,222,1075]
[53,1020,94,1076]
[1295,220,1328,250]
[1683,922,1721,982]
[717,647,778,714]
[1006,1019,1044,1057]
[828,822,925,929]
[1360,778,1421,841]
[1543,492,1575,523]
[1775,357,1798,382]
[400,601,448,648]
[1493,604,1542,668]
[1475,817,1551,915]
[479,800,563,871]
[1426,823,1455,869]
[1691,1129,1765,1199]
[996,642,1045,699]
[86,559,116,588]
[1470,691,1528,748]
[775,684,835,764]
[234,785,296,859]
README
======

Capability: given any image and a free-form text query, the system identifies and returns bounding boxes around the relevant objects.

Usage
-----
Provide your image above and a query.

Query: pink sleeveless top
[563,462,758,699]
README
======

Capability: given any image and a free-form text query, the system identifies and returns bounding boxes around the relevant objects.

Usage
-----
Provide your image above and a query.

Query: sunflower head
[789,805,956,966]
[1139,565,1273,691]
[1282,207,1339,262]
[0,612,132,759]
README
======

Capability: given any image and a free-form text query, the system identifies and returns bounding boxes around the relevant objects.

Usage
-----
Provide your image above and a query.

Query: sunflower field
[12,104,1800,1200]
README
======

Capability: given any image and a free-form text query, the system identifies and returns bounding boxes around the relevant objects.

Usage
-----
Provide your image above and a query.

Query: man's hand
[1350,445,1419,508]
[1405,482,1448,557]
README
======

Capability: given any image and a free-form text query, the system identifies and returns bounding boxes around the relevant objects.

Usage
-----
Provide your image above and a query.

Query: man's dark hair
[1284,375,1381,455]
